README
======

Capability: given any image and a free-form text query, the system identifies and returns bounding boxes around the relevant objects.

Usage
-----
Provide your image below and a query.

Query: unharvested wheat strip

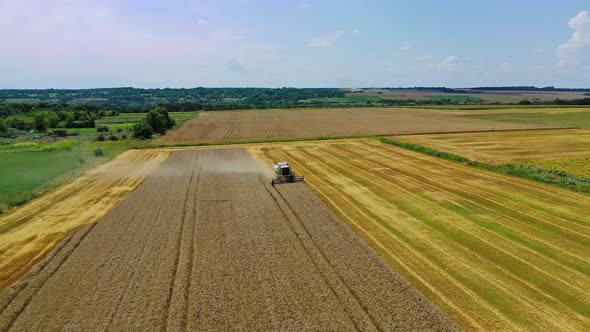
[335,143,590,281]
[263,147,498,330]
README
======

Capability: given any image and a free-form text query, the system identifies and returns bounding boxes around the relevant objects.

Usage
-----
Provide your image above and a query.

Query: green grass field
[426,95,486,103]
[303,95,384,104]
[468,111,590,128]
[95,111,197,125]
[0,112,196,213]
[0,139,135,213]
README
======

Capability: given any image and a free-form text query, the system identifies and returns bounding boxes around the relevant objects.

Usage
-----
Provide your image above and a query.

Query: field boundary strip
[148,126,579,149]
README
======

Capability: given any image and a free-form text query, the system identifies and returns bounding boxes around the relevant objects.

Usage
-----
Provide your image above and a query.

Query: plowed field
[0,148,455,331]
[393,129,590,163]
[0,150,170,291]
[252,139,590,331]
[156,108,549,144]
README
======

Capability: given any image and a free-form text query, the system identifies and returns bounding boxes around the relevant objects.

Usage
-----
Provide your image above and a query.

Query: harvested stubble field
[0,148,455,331]
[251,139,590,331]
[155,107,549,144]
[0,150,169,291]
[392,129,590,164]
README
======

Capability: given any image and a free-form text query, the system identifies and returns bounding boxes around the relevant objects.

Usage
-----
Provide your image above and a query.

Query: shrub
[96,133,106,141]
[133,120,153,139]
[146,106,175,134]
[52,129,67,137]
[121,134,127,140]
[108,134,119,141]
[96,125,109,133]
[94,148,104,157]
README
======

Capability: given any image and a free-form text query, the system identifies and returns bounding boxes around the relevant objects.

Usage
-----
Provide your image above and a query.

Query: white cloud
[400,45,411,51]
[417,55,435,61]
[0,0,281,87]
[307,31,344,48]
[496,62,515,73]
[197,19,209,25]
[535,48,545,53]
[352,28,360,34]
[438,56,460,72]
[298,4,311,9]
[557,10,590,67]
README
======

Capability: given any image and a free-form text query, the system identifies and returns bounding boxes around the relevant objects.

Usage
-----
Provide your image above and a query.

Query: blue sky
[0,0,589,88]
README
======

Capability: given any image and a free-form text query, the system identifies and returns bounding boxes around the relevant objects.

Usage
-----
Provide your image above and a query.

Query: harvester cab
[271,161,304,186]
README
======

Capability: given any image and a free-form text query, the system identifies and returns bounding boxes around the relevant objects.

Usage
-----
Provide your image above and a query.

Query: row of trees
[133,107,175,139]
[0,88,347,113]
[0,103,119,134]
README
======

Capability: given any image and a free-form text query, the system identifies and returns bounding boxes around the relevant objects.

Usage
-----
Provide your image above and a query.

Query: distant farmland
[393,129,590,163]
[156,107,550,144]
[252,139,590,331]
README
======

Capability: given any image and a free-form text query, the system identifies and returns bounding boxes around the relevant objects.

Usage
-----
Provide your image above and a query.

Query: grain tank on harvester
[271,161,304,186]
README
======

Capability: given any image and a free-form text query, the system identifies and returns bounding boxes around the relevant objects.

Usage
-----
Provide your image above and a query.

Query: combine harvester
[271,161,304,186]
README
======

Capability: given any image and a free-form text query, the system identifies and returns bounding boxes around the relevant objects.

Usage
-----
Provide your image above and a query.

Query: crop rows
[156,107,546,144]
[0,148,455,331]
[252,139,590,331]
[394,129,590,164]
[0,149,169,291]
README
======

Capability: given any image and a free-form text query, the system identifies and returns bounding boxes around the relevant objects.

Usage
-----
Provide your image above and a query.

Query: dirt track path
[0,148,456,331]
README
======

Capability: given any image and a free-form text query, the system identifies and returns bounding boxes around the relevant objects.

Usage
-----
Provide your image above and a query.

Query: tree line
[0,103,119,134]
[0,88,346,113]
